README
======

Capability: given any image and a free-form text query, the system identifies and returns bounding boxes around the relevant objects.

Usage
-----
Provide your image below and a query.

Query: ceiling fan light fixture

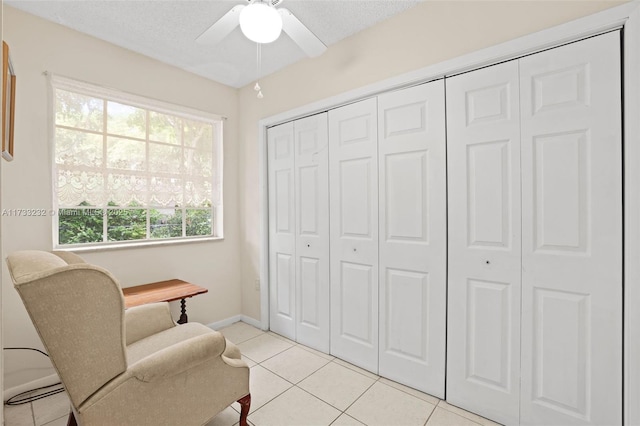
[239,2,283,44]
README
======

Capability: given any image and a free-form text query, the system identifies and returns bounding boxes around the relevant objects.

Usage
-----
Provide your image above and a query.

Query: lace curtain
[53,87,220,210]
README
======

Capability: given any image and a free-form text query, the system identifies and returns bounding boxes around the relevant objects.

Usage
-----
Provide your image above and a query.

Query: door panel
[466,279,512,392]
[467,140,511,248]
[294,113,330,352]
[329,98,379,373]
[446,60,522,426]
[268,122,296,339]
[519,31,622,426]
[377,81,447,397]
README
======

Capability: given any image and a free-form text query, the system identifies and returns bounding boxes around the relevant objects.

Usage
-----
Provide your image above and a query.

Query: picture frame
[2,41,16,161]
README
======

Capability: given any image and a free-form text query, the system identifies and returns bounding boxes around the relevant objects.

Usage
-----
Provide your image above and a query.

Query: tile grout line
[41,413,70,426]
[260,356,331,385]
[423,403,437,426]
[329,359,380,381]
[377,378,441,405]
[240,347,305,420]
[292,384,342,422]
[336,376,380,421]
[294,344,336,361]
[437,401,492,426]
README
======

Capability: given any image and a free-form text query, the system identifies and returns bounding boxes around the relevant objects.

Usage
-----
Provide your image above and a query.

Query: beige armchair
[6,250,251,426]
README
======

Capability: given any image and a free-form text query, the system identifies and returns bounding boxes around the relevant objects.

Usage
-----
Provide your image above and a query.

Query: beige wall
[2,6,242,391]
[237,0,625,321]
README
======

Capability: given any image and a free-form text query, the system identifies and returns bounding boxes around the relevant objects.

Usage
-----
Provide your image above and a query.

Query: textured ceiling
[7,0,422,88]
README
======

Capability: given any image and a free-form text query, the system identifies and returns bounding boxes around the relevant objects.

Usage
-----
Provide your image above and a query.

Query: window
[52,76,223,248]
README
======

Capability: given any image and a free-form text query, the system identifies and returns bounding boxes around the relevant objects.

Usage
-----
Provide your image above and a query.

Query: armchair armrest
[128,332,228,382]
[125,302,175,345]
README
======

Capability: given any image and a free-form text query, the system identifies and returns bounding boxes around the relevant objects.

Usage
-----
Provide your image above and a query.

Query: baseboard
[3,373,60,402]
[207,315,242,330]
[207,314,264,331]
[240,315,264,329]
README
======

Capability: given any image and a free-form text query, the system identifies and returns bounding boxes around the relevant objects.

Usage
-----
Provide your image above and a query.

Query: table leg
[177,298,188,324]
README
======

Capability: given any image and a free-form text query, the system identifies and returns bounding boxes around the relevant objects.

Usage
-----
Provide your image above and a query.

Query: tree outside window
[53,79,222,247]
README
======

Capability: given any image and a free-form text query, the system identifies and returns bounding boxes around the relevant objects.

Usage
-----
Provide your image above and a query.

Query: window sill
[54,236,224,253]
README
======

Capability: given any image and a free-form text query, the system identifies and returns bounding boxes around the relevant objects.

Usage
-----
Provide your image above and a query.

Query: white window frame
[50,75,224,250]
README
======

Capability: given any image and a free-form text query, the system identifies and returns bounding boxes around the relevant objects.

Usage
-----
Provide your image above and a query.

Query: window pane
[107,101,146,139]
[57,170,105,207]
[58,208,104,245]
[107,208,146,241]
[106,174,147,206]
[185,179,212,207]
[186,209,212,237]
[55,128,102,168]
[53,82,221,247]
[55,90,103,132]
[150,208,182,239]
[150,177,182,207]
[107,137,146,171]
[184,119,213,151]
[149,142,181,174]
[149,112,181,144]
[184,148,212,178]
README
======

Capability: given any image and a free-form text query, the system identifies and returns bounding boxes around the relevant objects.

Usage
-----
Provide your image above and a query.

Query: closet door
[519,31,622,426]
[377,81,447,397]
[446,61,522,425]
[294,113,330,352]
[268,122,296,339]
[329,98,379,372]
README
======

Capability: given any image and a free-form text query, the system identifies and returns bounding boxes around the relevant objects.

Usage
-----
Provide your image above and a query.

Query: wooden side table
[122,279,208,324]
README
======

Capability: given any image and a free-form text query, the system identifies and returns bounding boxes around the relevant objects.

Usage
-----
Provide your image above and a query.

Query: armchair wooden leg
[67,412,77,426]
[238,394,251,426]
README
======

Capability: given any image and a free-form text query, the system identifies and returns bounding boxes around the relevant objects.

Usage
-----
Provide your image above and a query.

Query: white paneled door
[448,31,622,426]
[377,81,447,397]
[268,122,296,340]
[294,113,330,353]
[268,114,330,350]
[329,98,380,373]
[519,31,622,426]
[446,60,523,426]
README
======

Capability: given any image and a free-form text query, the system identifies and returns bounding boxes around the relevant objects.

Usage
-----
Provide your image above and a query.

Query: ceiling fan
[196,0,327,58]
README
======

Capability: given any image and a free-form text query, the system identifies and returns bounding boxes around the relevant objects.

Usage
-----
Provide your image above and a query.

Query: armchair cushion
[125,302,175,345]
[127,322,222,365]
[129,333,226,382]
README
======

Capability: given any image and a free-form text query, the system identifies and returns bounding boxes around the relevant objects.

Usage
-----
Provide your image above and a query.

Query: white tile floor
[3,322,500,426]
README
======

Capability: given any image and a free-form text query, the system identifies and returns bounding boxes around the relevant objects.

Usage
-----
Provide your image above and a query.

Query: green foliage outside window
[59,202,213,245]
[58,202,103,245]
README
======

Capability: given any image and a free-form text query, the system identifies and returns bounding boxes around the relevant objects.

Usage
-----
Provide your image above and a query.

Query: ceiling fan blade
[196,5,244,45]
[279,8,327,57]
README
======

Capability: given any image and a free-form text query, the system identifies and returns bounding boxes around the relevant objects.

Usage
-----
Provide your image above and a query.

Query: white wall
[1,6,242,391]
[237,0,626,321]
